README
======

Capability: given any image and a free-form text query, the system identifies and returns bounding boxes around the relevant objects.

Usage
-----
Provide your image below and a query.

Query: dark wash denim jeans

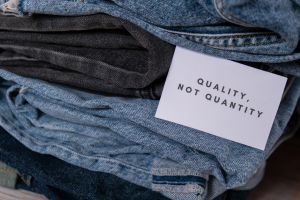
[213,190,250,200]
[0,13,175,99]
[0,50,166,99]
[0,127,170,200]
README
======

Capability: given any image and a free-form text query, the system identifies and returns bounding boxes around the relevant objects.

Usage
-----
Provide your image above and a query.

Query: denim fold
[0,128,170,200]
[0,13,175,99]
[0,70,298,200]
[0,51,166,99]
[1,0,300,63]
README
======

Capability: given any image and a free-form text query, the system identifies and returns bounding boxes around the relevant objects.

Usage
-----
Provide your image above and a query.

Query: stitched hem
[152,183,205,194]
[0,166,18,175]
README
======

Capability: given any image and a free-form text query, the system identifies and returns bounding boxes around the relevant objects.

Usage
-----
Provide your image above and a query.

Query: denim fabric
[225,190,250,200]
[0,161,19,189]
[0,13,175,99]
[265,101,300,159]
[232,161,266,191]
[0,70,298,200]
[212,102,300,200]
[213,99,300,199]
[0,128,171,200]
[213,190,250,200]
[0,51,294,101]
[1,0,300,63]
[0,161,32,189]
[0,51,166,99]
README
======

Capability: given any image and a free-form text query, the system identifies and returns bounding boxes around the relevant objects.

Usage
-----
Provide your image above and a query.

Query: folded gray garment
[0,50,295,100]
[0,13,175,99]
[0,51,167,99]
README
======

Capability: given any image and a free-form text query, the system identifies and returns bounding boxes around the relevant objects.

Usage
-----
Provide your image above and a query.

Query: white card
[155,46,287,150]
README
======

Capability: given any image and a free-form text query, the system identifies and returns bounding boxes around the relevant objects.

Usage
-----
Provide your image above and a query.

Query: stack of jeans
[0,1,299,200]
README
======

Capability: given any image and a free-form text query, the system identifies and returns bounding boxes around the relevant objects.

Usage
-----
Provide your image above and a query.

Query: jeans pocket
[162,28,292,55]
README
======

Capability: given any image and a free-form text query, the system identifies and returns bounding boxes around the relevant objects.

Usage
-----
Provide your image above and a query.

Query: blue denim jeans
[213,190,250,200]
[1,0,300,64]
[0,70,298,200]
[0,127,257,200]
[2,111,298,200]
[0,127,171,200]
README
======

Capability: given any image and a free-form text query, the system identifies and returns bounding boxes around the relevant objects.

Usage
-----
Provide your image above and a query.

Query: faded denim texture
[0,70,298,200]
[0,129,254,200]
[1,0,300,63]
[0,128,171,200]
[0,13,174,99]
[0,161,19,189]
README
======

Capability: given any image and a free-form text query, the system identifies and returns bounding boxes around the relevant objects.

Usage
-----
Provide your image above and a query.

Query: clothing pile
[0,1,300,200]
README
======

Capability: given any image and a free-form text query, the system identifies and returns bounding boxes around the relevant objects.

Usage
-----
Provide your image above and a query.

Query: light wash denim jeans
[0,70,299,200]
[0,161,19,189]
[1,0,300,64]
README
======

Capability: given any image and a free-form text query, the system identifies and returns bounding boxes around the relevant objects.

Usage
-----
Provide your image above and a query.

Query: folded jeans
[1,0,300,63]
[0,13,175,99]
[0,70,298,200]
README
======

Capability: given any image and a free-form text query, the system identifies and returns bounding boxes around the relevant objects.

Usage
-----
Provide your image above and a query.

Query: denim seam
[166,31,285,47]
[187,147,203,157]
[186,38,285,47]
[207,40,285,47]
[0,57,38,62]
[0,58,36,61]
[220,0,253,25]
[0,166,18,175]
[152,183,205,194]
[152,168,209,180]
[168,33,278,39]
[215,0,256,27]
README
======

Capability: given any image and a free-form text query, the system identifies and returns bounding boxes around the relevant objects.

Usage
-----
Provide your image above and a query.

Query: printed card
[155,46,287,150]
